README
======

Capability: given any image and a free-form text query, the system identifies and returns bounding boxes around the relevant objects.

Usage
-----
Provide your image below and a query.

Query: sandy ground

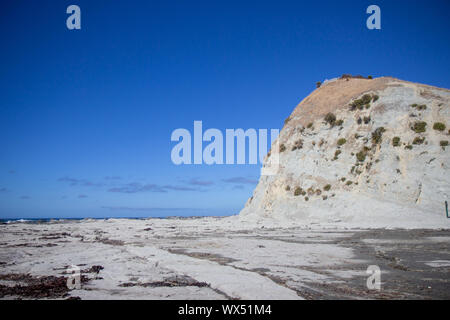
[0,216,449,300]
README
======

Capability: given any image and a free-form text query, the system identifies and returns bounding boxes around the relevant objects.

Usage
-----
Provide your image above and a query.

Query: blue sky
[0,0,449,218]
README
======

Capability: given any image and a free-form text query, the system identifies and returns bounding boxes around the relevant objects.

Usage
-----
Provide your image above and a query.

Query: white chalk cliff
[240,77,450,228]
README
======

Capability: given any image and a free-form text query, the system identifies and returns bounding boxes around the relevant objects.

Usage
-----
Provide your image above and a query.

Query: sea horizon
[0,214,235,224]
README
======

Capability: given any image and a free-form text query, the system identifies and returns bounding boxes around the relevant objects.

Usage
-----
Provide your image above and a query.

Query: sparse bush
[323,184,331,191]
[372,94,379,102]
[316,81,322,88]
[340,74,353,79]
[405,144,413,150]
[324,113,337,126]
[292,139,303,151]
[337,138,347,146]
[307,122,313,129]
[411,121,427,133]
[336,119,344,127]
[333,149,341,160]
[361,94,372,104]
[412,136,425,145]
[440,140,448,149]
[315,189,322,196]
[319,139,325,147]
[285,185,290,191]
[411,103,427,110]
[357,117,362,125]
[322,195,328,200]
[304,196,309,201]
[284,116,291,126]
[346,181,353,186]
[341,177,346,182]
[363,116,371,124]
[279,144,286,152]
[356,151,366,162]
[372,127,386,144]
[392,136,401,147]
[368,75,373,79]
[433,122,446,131]
[350,94,372,111]
[340,74,366,80]
[294,186,302,196]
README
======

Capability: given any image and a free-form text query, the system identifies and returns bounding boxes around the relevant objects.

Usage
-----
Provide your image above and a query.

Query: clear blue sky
[1,0,449,218]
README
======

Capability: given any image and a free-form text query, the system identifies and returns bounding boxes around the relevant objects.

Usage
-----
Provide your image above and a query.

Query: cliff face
[240,77,450,228]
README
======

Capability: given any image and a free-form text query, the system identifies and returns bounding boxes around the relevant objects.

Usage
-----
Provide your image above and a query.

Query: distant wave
[0,217,169,225]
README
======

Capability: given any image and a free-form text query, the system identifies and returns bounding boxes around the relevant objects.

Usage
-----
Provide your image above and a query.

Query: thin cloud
[108,183,167,193]
[57,177,80,185]
[108,182,200,193]
[101,206,201,212]
[186,178,214,186]
[162,185,198,191]
[78,194,88,198]
[57,177,104,187]
[20,196,30,200]
[104,176,122,180]
[222,177,258,184]
[0,187,9,193]
[59,177,205,194]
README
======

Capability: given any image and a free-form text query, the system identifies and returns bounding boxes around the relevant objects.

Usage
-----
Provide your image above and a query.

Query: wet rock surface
[0,218,448,299]
[0,273,90,299]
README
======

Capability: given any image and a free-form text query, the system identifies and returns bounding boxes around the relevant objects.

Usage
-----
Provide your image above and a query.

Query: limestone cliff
[240,76,450,228]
